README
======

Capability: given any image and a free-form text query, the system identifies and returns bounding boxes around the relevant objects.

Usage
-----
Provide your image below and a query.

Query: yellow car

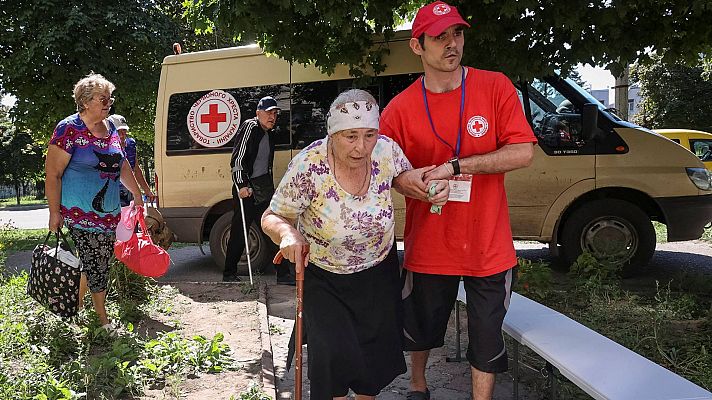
[655,129,712,169]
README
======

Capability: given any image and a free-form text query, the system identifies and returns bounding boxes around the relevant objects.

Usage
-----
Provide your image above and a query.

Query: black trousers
[223,194,268,277]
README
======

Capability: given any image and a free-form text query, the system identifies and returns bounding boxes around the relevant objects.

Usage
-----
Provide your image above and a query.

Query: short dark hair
[418,34,426,50]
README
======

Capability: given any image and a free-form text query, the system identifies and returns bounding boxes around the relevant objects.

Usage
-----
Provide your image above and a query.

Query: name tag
[448,174,472,202]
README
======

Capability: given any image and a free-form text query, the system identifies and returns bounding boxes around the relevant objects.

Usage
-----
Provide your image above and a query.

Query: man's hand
[393,165,435,200]
[423,162,454,183]
[238,187,253,199]
[427,180,450,206]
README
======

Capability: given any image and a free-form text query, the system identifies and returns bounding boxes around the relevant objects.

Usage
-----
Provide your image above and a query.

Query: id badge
[448,174,473,202]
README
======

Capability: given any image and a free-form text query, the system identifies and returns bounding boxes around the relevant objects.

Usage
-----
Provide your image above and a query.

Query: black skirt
[292,243,406,399]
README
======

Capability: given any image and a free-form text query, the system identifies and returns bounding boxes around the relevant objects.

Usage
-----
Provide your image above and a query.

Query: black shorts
[401,267,517,373]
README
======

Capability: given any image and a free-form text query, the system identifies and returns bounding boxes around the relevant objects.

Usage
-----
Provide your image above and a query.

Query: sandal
[406,388,430,400]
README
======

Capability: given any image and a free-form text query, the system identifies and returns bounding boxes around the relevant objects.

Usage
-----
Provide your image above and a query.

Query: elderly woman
[262,89,449,399]
[45,73,143,332]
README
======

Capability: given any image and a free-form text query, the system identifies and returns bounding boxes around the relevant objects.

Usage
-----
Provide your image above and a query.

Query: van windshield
[563,78,623,122]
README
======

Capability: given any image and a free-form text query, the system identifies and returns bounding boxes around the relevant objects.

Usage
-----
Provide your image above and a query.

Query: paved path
[266,280,537,399]
[0,205,48,229]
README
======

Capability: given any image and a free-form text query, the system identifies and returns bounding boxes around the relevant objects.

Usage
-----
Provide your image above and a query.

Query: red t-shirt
[380,67,536,277]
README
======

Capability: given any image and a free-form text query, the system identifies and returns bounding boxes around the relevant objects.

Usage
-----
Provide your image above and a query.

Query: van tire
[560,199,655,277]
[209,212,274,275]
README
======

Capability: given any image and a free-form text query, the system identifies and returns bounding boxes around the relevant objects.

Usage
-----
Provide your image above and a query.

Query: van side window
[690,139,712,162]
[291,74,419,150]
[524,79,594,155]
[165,85,290,155]
[291,81,339,149]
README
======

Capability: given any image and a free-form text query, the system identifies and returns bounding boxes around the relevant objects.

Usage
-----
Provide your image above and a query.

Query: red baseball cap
[411,1,471,39]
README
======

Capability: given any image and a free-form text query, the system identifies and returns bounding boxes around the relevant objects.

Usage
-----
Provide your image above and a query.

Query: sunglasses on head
[95,96,115,107]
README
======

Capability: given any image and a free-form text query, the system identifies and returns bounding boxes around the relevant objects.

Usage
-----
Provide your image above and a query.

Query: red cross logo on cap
[433,3,451,15]
[467,116,489,138]
[200,104,227,133]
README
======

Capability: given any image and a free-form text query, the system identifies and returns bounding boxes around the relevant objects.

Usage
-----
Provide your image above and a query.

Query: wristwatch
[448,157,460,176]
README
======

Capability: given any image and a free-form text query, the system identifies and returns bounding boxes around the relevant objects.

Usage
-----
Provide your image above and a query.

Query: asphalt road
[0,205,49,229]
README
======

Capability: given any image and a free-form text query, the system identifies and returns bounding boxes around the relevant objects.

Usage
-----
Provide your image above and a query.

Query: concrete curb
[258,280,277,398]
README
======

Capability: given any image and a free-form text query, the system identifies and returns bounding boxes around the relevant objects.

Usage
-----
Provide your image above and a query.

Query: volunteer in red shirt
[383,2,536,399]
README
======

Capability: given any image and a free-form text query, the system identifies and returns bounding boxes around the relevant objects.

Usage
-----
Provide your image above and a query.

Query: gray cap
[108,114,129,131]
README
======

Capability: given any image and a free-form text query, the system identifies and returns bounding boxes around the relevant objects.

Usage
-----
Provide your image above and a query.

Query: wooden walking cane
[274,245,309,400]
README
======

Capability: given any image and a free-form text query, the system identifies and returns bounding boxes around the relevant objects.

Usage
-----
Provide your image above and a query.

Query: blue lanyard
[421,66,466,158]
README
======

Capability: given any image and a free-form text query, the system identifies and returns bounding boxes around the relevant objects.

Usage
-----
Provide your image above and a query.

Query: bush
[514,257,552,299]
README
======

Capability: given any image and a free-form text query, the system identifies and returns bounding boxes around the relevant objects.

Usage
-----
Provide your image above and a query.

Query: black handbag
[248,173,275,205]
[27,230,81,317]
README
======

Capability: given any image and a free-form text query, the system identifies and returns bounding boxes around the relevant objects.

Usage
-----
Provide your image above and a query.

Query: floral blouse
[270,135,412,274]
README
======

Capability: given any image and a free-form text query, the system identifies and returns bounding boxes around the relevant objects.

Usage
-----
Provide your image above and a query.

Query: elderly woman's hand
[48,211,63,233]
[427,180,450,206]
[279,232,310,274]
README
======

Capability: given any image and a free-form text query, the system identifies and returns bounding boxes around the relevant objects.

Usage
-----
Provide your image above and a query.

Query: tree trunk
[14,178,20,205]
[614,67,630,120]
[35,179,46,199]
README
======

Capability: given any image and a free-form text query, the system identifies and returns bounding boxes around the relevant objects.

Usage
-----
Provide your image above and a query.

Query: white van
[154,34,712,276]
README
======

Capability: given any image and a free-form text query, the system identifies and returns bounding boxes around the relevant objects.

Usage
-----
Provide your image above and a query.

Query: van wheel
[208,212,274,275]
[560,199,655,277]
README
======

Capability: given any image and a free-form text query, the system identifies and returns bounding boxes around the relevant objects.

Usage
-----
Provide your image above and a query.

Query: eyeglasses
[95,96,115,107]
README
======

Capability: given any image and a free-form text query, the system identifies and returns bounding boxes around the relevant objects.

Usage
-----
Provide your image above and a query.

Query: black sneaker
[223,274,241,282]
[276,274,296,286]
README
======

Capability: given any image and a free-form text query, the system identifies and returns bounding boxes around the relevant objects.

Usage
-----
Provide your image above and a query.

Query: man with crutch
[224,96,289,282]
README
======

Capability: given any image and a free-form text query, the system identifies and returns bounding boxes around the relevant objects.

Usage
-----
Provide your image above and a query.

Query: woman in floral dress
[262,89,449,400]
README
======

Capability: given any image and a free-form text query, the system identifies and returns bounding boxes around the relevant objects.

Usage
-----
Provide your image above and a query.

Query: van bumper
[655,194,712,241]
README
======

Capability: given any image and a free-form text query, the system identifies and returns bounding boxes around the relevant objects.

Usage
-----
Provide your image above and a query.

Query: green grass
[516,256,712,397]
[0,196,47,208]
[0,227,50,254]
[0,231,240,399]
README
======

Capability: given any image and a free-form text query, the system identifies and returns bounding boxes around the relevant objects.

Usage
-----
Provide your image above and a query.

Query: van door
[506,79,596,239]
[157,51,290,262]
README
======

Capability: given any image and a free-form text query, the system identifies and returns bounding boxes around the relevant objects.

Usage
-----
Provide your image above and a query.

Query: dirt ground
[137,281,266,399]
[130,278,536,399]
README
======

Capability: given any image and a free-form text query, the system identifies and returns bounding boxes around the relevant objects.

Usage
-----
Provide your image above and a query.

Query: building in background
[586,83,641,120]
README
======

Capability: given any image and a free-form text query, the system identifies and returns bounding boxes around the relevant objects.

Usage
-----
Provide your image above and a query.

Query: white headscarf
[326,100,379,135]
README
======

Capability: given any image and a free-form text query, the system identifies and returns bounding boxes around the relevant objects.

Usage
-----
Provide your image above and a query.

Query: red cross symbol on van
[200,104,227,133]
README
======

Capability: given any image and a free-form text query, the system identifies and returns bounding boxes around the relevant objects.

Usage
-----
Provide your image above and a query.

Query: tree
[184,0,712,80]
[0,107,44,205]
[0,0,219,144]
[631,57,712,132]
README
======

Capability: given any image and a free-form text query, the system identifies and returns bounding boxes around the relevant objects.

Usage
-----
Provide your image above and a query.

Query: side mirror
[581,103,599,141]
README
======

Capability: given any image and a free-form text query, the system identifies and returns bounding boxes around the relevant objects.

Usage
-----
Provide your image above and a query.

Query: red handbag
[114,211,171,278]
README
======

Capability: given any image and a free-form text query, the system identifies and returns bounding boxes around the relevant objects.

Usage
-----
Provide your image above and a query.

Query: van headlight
[686,168,712,191]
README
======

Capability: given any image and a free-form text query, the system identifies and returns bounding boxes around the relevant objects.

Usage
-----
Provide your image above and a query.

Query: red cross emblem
[187,90,242,148]
[433,4,451,15]
[467,116,489,137]
[200,103,227,133]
